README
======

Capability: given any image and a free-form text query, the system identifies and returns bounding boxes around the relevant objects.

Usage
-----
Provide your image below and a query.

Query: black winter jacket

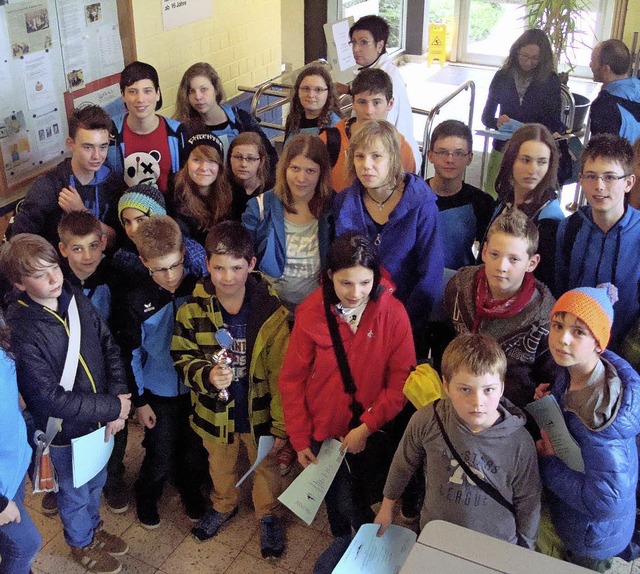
[6,283,127,445]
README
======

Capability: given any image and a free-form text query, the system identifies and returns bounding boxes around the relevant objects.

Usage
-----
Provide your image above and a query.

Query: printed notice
[278,439,345,525]
[334,524,417,574]
[526,394,585,472]
[332,20,356,72]
[162,0,212,30]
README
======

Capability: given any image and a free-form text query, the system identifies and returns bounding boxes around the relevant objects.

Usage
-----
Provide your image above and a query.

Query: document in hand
[71,427,115,488]
[278,438,345,525]
[333,524,417,574]
[525,394,585,472]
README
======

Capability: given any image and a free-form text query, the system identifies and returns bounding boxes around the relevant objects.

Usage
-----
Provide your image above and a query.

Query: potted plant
[524,0,591,79]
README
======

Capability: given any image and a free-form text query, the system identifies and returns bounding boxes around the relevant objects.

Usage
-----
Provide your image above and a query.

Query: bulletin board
[0,0,128,202]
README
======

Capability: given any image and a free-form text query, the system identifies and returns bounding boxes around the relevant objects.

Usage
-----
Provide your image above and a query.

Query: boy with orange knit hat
[535,286,640,571]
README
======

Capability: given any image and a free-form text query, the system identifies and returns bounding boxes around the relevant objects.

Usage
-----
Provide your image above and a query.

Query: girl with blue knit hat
[535,285,640,571]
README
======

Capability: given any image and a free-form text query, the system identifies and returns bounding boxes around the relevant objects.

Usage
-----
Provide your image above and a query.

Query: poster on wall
[6,1,53,59]
[162,0,212,30]
[0,111,34,185]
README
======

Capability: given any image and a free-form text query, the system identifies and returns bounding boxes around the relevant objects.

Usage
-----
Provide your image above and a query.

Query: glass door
[329,0,408,54]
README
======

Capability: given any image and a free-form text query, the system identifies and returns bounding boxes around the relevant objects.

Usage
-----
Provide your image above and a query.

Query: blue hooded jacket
[540,351,640,559]
[590,77,640,143]
[334,173,444,326]
[555,205,640,351]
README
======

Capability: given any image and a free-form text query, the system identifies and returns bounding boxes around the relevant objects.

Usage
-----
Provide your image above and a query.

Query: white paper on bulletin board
[162,0,212,30]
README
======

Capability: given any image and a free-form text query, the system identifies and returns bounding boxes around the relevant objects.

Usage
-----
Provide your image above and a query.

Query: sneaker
[93,529,129,556]
[191,507,237,541]
[312,535,352,574]
[260,515,285,559]
[70,543,122,574]
[41,491,58,515]
[278,441,297,476]
[104,489,129,514]
[136,499,160,530]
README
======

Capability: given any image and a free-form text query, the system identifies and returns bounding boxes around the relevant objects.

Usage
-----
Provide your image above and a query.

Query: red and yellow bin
[428,23,447,67]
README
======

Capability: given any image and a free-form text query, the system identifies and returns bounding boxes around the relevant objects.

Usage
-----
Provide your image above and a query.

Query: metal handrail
[237,81,292,132]
[416,80,476,179]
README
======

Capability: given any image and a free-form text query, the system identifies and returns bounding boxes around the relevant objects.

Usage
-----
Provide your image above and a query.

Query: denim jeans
[50,443,107,548]
[0,481,42,574]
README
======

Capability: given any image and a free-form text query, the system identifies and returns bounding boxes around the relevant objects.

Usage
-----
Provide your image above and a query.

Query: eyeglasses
[230,154,260,163]
[348,39,374,47]
[580,173,631,184]
[431,150,470,159]
[148,259,184,277]
[518,53,540,63]
[299,86,329,94]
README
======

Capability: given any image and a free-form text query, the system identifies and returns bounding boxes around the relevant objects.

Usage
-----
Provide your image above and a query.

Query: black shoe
[191,507,237,541]
[41,491,58,515]
[260,515,285,559]
[104,489,129,514]
[182,496,207,522]
[136,498,160,530]
[313,535,352,574]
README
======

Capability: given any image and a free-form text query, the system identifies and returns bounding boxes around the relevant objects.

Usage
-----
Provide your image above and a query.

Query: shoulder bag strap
[432,399,515,515]
[41,296,82,446]
[322,296,364,429]
[256,193,265,222]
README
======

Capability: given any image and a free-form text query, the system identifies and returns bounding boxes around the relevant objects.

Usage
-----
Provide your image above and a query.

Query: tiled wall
[130,0,283,118]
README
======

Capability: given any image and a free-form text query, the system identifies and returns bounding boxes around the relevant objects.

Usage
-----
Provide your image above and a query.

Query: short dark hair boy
[7,105,121,249]
[0,233,131,573]
[172,220,289,558]
[375,332,541,547]
[556,133,639,353]
[428,120,495,270]
[108,61,185,193]
[319,68,415,191]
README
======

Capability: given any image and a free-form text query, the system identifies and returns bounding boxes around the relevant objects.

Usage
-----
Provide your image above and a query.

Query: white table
[399,520,593,573]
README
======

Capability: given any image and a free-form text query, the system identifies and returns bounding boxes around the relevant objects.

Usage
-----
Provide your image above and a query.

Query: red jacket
[278,281,416,452]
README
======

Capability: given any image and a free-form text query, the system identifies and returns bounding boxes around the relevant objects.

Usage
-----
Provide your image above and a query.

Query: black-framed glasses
[299,86,329,94]
[230,154,260,163]
[148,258,184,277]
[431,150,470,159]
[518,53,540,63]
[580,173,631,184]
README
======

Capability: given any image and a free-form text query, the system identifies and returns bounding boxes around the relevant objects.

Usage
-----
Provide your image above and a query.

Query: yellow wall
[623,0,640,47]
[281,0,305,71]
[131,0,282,117]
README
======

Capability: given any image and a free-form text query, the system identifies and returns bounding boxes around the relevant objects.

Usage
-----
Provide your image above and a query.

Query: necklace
[366,187,396,211]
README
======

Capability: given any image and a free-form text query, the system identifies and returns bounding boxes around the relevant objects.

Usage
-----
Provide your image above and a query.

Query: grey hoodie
[384,398,541,548]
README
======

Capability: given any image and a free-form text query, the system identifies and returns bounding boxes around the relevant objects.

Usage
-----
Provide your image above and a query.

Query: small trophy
[213,329,234,403]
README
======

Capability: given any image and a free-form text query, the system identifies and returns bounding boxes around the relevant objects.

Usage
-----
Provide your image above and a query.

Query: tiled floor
[22,418,640,574]
[25,421,336,574]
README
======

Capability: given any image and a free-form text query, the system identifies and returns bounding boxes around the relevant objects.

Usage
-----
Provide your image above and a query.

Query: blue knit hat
[118,184,166,225]
[551,284,617,350]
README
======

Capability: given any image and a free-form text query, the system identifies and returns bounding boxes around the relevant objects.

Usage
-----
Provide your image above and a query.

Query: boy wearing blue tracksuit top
[119,216,210,529]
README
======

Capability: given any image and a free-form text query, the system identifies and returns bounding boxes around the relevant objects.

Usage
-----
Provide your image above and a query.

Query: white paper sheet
[278,438,345,525]
[526,394,585,472]
[235,435,275,487]
[334,524,417,574]
[71,427,114,488]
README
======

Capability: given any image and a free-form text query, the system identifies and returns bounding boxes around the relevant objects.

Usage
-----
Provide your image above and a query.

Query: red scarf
[472,267,536,333]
